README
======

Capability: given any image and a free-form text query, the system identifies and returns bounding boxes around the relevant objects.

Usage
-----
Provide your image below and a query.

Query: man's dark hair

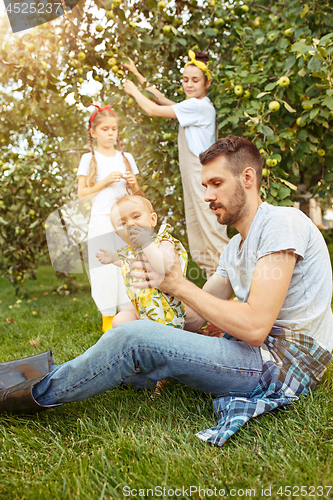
[199,135,263,190]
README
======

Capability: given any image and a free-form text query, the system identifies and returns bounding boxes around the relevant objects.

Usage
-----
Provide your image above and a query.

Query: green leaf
[265,82,277,91]
[319,33,333,47]
[308,56,322,72]
[255,37,265,45]
[283,55,296,71]
[262,125,273,136]
[322,96,333,110]
[282,101,296,113]
[291,40,309,54]
[300,4,309,18]
[204,28,217,38]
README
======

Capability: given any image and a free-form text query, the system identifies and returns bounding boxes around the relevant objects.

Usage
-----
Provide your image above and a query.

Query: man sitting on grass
[1,135,332,447]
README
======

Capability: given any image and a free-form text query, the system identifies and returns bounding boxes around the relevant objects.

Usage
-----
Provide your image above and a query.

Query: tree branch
[252,3,288,23]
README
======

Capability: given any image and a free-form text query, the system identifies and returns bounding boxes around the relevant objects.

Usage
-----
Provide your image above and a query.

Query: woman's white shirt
[77,150,139,215]
[172,96,216,157]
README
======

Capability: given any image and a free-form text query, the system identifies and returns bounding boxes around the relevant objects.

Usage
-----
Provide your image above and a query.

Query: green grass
[1,266,333,499]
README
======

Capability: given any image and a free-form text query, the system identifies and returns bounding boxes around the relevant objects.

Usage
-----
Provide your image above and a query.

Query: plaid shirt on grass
[196,327,333,447]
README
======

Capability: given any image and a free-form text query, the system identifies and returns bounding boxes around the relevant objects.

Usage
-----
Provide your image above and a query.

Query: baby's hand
[96,248,117,264]
[129,226,151,248]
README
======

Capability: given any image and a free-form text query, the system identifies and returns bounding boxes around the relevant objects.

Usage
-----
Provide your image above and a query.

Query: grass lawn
[0,266,333,499]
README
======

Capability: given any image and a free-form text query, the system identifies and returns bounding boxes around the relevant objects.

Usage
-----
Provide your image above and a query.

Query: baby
[96,194,188,329]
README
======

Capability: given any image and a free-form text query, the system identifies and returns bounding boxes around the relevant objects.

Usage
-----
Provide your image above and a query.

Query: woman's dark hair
[188,52,209,81]
[199,135,263,191]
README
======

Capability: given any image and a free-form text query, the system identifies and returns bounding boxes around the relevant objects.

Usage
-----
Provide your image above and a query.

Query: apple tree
[1,0,333,290]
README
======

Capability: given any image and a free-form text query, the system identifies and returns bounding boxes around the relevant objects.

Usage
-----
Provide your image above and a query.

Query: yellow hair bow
[184,49,211,80]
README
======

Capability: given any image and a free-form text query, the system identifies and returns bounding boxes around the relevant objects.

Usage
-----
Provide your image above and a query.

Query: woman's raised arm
[123,57,176,106]
[123,80,177,119]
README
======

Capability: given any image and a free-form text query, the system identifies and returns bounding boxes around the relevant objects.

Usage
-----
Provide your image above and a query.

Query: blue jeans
[33,321,263,405]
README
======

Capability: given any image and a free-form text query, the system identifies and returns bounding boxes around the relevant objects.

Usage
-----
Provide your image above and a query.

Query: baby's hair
[86,109,132,187]
[111,194,154,215]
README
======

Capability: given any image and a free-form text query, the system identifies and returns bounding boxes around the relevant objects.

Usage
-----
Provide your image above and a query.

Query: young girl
[96,194,188,329]
[123,51,229,278]
[77,104,142,332]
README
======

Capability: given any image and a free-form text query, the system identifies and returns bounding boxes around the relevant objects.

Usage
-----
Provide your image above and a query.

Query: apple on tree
[268,101,280,112]
[278,76,290,87]
[234,85,243,96]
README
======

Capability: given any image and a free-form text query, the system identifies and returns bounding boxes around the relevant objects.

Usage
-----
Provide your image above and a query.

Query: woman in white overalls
[123,51,228,278]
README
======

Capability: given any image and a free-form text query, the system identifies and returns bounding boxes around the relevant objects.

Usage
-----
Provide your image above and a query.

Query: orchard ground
[0,265,333,499]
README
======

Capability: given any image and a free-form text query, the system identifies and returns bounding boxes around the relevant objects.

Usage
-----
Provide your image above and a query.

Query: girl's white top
[77,150,139,215]
[172,96,216,157]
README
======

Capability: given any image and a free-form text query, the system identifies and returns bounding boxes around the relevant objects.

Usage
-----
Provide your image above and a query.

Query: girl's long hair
[86,109,132,188]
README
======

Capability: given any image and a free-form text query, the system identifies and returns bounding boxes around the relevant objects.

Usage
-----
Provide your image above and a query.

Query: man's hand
[130,253,183,292]
[128,226,152,249]
[96,248,117,265]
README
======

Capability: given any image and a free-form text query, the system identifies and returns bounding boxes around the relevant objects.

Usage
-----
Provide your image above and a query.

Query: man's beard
[209,180,247,226]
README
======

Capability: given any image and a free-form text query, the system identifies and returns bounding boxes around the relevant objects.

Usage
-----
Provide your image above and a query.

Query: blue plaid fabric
[195,327,333,447]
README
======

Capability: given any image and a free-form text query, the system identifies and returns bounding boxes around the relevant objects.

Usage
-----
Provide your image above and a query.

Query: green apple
[15,228,20,235]
[162,132,172,140]
[27,43,35,51]
[262,168,269,177]
[95,24,104,32]
[268,101,280,112]
[234,85,243,96]
[78,52,86,61]
[302,102,313,110]
[129,21,136,28]
[26,189,32,194]
[0,200,4,206]
[112,0,121,6]
[278,76,290,87]
[241,4,249,12]
[267,159,278,167]
[94,74,101,81]
[259,148,267,156]
[215,18,225,27]
[253,16,260,27]
[317,149,326,157]
[243,90,251,99]
[296,117,306,127]
[284,28,293,37]
[117,69,125,77]
[73,168,78,174]
[106,10,114,18]
[163,24,171,34]
[111,65,119,73]
[127,97,135,105]
[108,57,117,66]
[158,0,166,9]
[28,209,36,216]
[267,33,276,42]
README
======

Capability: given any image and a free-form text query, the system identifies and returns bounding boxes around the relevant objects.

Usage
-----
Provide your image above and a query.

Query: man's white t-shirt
[172,96,216,157]
[77,150,139,215]
[215,202,333,352]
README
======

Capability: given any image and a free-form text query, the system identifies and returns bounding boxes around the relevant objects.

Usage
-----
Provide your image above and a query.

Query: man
[1,136,332,446]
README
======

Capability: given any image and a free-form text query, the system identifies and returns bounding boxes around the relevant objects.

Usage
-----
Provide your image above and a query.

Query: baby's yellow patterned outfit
[116,224,188,329]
